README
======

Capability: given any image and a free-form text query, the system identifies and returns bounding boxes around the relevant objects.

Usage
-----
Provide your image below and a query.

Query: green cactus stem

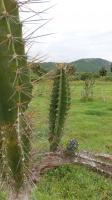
[49,64,70,152]
[0,0,32,192]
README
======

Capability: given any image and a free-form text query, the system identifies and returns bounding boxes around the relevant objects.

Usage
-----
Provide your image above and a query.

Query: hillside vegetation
[41,58,111,72]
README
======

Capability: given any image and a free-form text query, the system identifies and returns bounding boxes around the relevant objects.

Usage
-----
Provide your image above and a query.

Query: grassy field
[1,80,112,199]
[30,80,112,200]
[30,80,112,153]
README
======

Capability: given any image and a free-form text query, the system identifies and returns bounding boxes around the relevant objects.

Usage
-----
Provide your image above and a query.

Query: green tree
[99,67,107,77]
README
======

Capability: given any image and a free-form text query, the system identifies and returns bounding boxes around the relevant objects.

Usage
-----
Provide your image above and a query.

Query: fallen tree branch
[31,151,112,183]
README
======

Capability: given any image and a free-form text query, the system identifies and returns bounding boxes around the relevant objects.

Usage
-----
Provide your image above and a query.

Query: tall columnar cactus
[0,0,32,194]
[49,64,70,152]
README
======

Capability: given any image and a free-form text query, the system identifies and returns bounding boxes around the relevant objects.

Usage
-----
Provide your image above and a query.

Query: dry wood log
[13,151,111,199]
[31,151,112,183]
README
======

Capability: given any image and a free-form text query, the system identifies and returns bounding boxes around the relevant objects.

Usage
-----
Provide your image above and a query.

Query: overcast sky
[22,0,112,62]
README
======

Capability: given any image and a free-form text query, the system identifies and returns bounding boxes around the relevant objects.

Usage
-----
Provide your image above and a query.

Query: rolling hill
[41,58,111,72]
[72,58,111,72]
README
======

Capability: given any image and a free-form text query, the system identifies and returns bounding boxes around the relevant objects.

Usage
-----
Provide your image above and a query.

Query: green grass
[1,80,112,199]
[31,166,112,200]
[30,80,112,200]
[30,80,112,153]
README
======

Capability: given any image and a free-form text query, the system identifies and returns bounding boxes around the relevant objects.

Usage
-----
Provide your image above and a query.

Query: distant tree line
[30,62,112,81]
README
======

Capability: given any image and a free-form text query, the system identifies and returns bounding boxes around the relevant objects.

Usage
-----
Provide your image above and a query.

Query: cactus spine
[0,0,32,193]
[49,64,70,152]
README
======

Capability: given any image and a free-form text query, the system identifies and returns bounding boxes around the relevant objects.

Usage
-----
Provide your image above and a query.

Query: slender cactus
[0,0,32,193]
[49,64,70,152]
[0,0,52,197]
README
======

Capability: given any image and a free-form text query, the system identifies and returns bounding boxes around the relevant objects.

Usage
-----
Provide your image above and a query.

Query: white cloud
[22,0,112,62]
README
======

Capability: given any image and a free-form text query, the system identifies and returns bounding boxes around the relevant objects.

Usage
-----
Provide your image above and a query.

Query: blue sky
[21,0,112,62]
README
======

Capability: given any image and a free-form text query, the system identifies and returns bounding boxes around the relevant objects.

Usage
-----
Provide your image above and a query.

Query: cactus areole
[0,0,32,193]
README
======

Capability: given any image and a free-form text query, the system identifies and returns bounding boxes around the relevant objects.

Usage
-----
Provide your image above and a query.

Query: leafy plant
[80,72,93,81]
[99,67,107,77]
[49,64,71,151]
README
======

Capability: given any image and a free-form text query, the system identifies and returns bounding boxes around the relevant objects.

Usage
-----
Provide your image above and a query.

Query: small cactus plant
[49,64,70,152]
[0,0,32,194]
